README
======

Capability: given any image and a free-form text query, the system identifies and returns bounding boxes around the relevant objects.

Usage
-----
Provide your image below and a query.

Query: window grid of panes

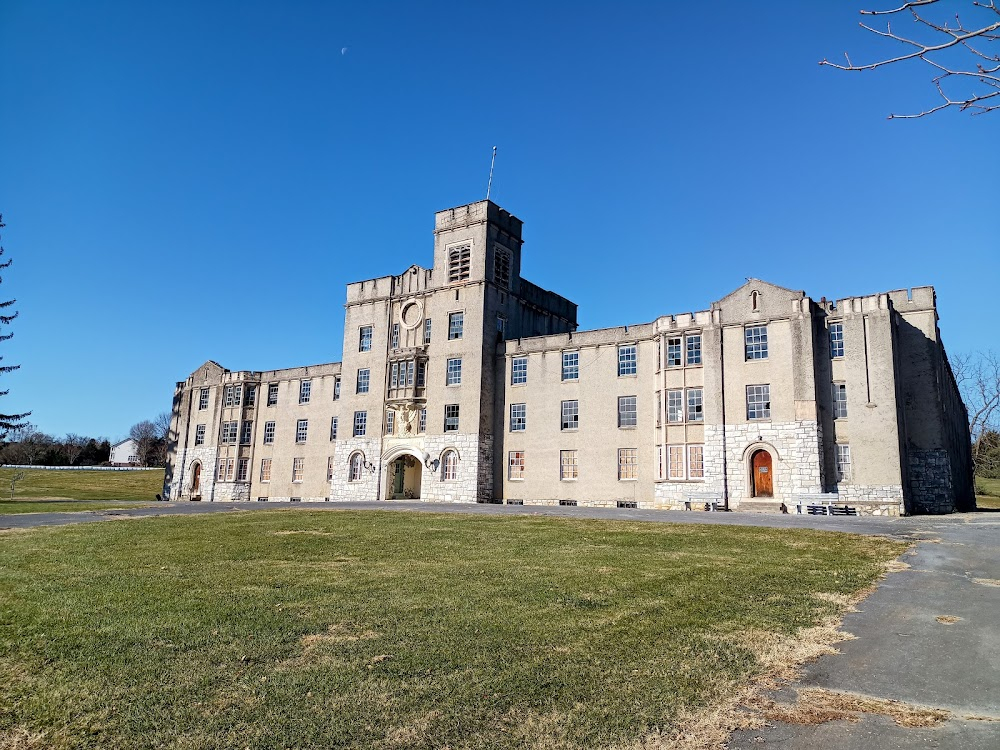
[292,458,304,482]
[746,384,771,419]
[195,425,206,445]
[688,445,705,479]
[442,451,459,481]
[508,451,525,480]
[419,408,427,433]
[353,411,367,437]
[385,411,394,434]
[667,338,682,367]
[295,419,308,444]
[330,416,338,441]
[510,403,526,432]
[390,323,400,350]
[618,448,638,480]
[260,458,271,482]
[667,390,683,423]
[560,450,578,480]
[327,456,335,481]
[263,421,275,444]
[618,345,637,376]
[240,420,253,444]
[359,326,373,352]
[424,318,432,344]
[833,383,848,419]
[448,312,464,340]
[511,356,527,384]
[830,323,845,358]
[446,358,462,385]
[356,368,370,394]
[561,351,579,381]
[444,404,459,432]
[745,325,768,360]
[299,380,311,404]
[349,453,363,481]
[561,400,579,430]
[221,421,238,444]
[236,458,249,482]
[618,396,637,427]
[267,383,279,406]
[199,389,209,409]
[687,335,702,365]
[668,446,685,479]
[687,388,704,422]
[836,444,852,481]
[333,377,340,400]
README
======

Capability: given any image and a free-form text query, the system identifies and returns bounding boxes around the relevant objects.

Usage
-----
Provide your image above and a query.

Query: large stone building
[164,200,974,515]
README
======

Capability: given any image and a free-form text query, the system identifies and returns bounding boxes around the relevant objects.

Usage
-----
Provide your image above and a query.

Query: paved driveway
[3,501,997,748]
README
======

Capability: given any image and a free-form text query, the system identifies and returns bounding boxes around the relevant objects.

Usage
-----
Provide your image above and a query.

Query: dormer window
[448,244,471,283]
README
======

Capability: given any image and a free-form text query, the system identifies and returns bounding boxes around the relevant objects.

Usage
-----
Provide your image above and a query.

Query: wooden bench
[793,493,840,515]
[798,498,858,517]
[829,505,859,516]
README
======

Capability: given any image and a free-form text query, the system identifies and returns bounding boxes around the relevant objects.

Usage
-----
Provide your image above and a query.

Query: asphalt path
[3,501,997,748]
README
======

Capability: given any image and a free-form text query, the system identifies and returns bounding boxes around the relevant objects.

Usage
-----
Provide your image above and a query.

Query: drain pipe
[719,319,730,510]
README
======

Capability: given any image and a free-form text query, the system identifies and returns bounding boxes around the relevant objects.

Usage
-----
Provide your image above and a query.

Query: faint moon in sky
[341,47,348,55]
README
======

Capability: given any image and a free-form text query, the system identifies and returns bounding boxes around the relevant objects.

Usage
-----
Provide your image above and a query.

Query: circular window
[400,299,423,329]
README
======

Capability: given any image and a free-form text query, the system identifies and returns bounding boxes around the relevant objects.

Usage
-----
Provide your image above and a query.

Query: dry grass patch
[972,577,1000,587]
[764,688,950,728]
[935,615,962,624]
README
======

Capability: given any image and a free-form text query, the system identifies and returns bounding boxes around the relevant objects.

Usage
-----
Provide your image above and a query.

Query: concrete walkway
[2,501,997,748]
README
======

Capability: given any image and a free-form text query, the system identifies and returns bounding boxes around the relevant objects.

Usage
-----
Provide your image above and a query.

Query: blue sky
[0,1,996,440]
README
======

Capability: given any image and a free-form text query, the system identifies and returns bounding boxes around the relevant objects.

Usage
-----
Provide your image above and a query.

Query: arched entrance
[386,454,422,499]
[750,449,773,497]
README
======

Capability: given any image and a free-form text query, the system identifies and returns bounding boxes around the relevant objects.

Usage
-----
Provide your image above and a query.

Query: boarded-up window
[448,245,471,282]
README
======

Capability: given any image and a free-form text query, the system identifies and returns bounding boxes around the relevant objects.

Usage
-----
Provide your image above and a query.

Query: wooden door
[752,450,773,497]
[392,458,405,497]
[191,464,201,493]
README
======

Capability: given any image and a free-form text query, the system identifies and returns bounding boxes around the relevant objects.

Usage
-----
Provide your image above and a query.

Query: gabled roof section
[713,278,804,306]
[712,279,807,322]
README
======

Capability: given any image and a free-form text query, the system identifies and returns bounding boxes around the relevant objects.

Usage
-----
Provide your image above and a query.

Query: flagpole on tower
[486,146,497,201]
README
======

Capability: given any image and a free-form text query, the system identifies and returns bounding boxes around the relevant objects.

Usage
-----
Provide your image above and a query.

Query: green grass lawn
[0,499,152,515]
[0,511,905,749]
[976,475,1000,510]
[0,468,163,505]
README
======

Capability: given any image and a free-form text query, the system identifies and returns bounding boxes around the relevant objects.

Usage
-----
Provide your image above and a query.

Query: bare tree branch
[821,0,1000,117]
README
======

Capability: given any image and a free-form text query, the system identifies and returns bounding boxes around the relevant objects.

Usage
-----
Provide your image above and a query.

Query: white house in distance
[109,438,139,466]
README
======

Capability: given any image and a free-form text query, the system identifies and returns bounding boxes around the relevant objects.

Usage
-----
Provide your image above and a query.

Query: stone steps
[735,500,786,514]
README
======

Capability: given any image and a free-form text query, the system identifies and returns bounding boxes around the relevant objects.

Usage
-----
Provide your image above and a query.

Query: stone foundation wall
[653,481,715,509]
[421,434,488,503]
[835,483,904,515]
[330,438,381,501]
[907,449,955,514]
[167,446,219,501]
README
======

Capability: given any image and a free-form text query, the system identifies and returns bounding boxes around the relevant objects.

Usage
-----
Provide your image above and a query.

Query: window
[327,456,335,481]
[444,404,459,432]
[448,244,471,282]
[330,416,338,441]
[745,325,768,360]
[494,248,510,288]
[223,384,242,408]
[349,452,364,482]
[668,446,685,479]
[510,403,526,432]
[260,458,271,482]
[424,318,432,344]
[830,323,845,358]
[295,419,308,444]
[657,445,665,479]
[220,421,238,444]
[747,384,771,420]
[667,337,682,367]
[333,376,341,401]
[442,450,459,481]
[391,323,400,350]
[240,420,253,445]
[236,458,249,482]
[511,356,527,384]
[195,424,206,446]
[263,421,275,444]
[561,351,579,381]
[618,345,637,376]
[618,448,638,480]
[359,325,373,352]
[686,388,704,422]
[217,457,234,481]
[386,411,395,434]
[448,312,464,340]
[199,388,209,410]
[833,382,848,419]
[508,451,525,480]
[299,380,311,404]
[618,396,637,428]
[245,386,256,407]
[446,358,462,385]
[836,444,852,481]
[496,315,506,337]
[292,458,305,483]
[688,445,705,479]
[656,391,662,427]
[356,368,370,394]
[687,335,702,366]
[667,390,683,423]
[419,408,427,433]
[561,400,579,431]
[560,450,578,480]
[267,383,279,406]
[353,411,367,437]
[416,361,426,387]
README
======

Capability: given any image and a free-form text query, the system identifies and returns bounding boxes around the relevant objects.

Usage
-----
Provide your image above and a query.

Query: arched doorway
[386,454,422,499]
[190,462,202,498]
[750,450,773,498]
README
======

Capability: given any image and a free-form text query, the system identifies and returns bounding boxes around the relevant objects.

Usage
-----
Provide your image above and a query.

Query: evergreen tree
[0,215,29,438]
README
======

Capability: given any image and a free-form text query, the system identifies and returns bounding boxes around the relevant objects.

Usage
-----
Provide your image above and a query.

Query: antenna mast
[486,146,497,201]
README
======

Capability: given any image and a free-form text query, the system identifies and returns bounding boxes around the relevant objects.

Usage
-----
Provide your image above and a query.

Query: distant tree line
[0,413,172,468]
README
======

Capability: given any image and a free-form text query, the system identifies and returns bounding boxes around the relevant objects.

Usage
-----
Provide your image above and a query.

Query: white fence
[0,465,163,472]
